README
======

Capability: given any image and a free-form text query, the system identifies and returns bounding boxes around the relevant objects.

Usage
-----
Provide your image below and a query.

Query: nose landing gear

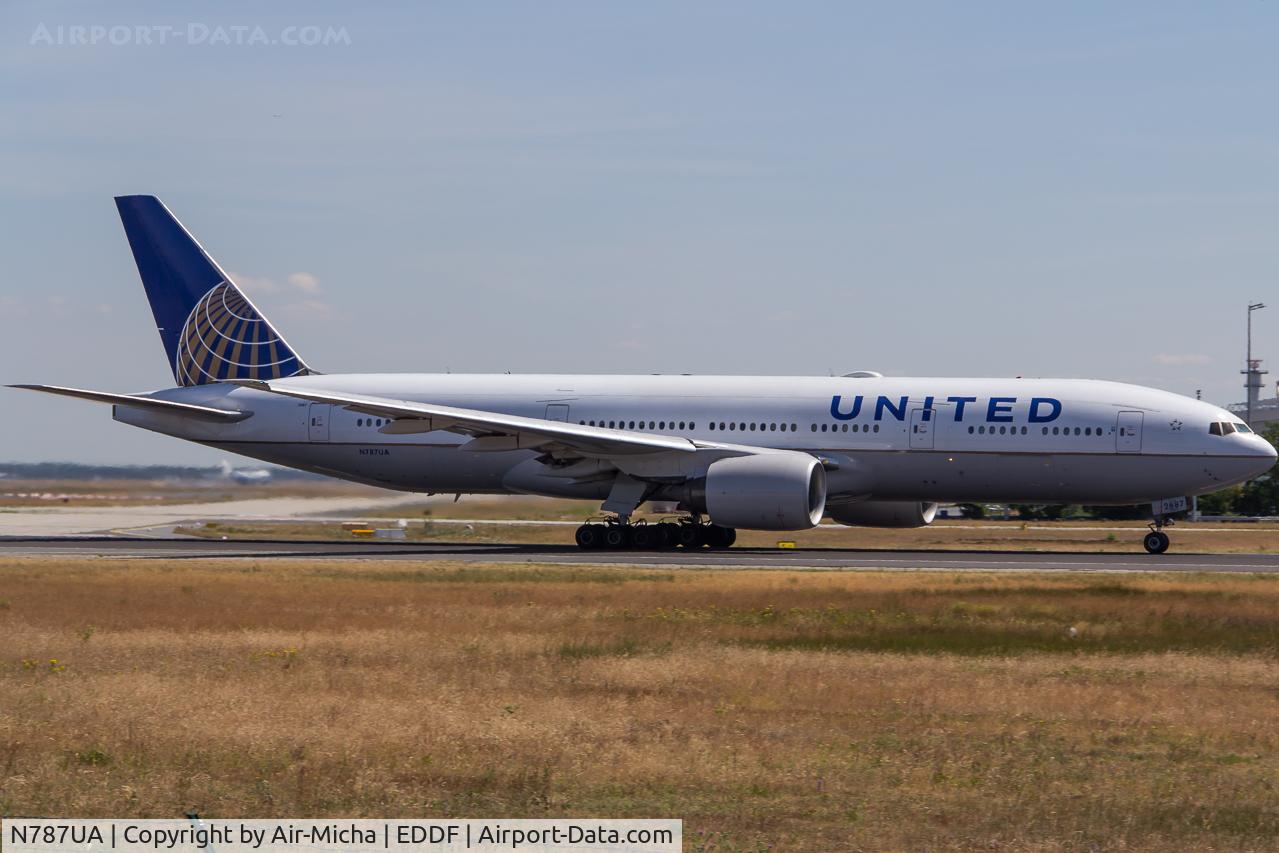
[1142,518,1172,554]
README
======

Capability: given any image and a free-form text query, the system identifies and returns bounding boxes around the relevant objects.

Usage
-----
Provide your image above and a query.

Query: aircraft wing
[9,384,252,422]
[237,381,702,456]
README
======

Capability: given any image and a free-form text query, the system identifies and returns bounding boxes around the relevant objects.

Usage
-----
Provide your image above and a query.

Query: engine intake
[828,500,938,528]
[700,452,826,531]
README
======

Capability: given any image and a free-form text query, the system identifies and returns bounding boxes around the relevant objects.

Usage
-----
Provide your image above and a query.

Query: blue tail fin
[114,195,312,386]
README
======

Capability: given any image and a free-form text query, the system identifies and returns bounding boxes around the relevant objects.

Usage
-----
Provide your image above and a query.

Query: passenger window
[690,422,696,429]
[1084,427,1091,436]
[1074,427,1081,436]
[679,421,686,430]
[1042,427,1048,435]
[1021,426,1028,435]
[821,424,828,432]
[720,422,727,430]
[357,419,363,427]
[729,423,736,431]
[873,424,880,433]
[1052,427,1059,435]
[968,426,974,434]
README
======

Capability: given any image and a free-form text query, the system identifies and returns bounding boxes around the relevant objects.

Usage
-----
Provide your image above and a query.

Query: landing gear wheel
[604,525,632,550]
[575,524,604,550]
[705,525,736,549]
[629,524,656,550]
[1143,530,1170,554]
[656,523,680,550]
[676,524,702,549]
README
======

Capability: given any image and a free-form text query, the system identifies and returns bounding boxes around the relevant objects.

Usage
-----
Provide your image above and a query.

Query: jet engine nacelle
[828,500,938,528]
[701,452,826,531]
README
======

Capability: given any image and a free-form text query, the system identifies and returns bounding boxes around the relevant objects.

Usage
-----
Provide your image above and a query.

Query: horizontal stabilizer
[8,384,251,421]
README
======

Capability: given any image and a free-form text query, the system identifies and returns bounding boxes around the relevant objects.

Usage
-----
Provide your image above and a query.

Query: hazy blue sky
[2,2,1278,463]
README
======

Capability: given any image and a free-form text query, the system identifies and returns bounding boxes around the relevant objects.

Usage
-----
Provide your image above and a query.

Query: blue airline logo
[830,395,1062,423]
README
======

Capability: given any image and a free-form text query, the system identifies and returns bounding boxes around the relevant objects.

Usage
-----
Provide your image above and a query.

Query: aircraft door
[308,403,331,442]
[1116,411,1142,453]
[909,408,935,450]
[545,403,571,422]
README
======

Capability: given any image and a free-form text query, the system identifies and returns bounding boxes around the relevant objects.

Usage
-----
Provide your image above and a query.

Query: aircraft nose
[1245,434,1277,473]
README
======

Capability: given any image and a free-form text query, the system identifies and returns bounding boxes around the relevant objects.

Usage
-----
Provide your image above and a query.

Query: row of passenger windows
[715,422,798,432]
[968,425,1108,437]
[355,414,1134,439]
[581,419,697,430]
[578,418,1116,438]
[816,423,880,433]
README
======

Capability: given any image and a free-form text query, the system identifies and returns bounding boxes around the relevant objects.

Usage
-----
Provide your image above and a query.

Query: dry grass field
[2,558,1279,851]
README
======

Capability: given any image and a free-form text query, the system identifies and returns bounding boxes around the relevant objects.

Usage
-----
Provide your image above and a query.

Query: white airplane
[11,196,1276,553]
[216,459,273,484]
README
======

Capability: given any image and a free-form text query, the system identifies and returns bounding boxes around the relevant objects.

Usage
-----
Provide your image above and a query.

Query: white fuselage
[114,374,1275,507]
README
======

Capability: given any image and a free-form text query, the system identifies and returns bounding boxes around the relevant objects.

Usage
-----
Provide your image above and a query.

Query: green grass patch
[554,638,671,660]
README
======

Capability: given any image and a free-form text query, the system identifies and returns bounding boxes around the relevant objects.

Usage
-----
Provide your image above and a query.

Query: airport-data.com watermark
[29,23,351,47]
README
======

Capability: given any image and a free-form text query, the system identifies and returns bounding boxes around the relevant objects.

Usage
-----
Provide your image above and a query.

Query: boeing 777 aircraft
[12,196,1276,553]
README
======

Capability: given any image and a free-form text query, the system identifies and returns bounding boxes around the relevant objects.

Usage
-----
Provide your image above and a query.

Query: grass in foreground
[2,559,1278,851]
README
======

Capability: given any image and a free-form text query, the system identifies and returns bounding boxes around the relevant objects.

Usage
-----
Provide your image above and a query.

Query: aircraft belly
[855,451,1218,504]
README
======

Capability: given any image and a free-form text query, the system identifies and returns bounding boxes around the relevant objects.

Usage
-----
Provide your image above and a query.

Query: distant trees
[1010,504,1070,521]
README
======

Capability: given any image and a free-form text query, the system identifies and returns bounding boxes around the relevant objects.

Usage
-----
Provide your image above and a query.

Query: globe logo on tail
[175,282,306,386]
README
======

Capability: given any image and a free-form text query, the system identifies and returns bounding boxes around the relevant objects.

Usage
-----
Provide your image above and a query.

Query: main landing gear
[574,517,737,551]
[1142,517,1173,554]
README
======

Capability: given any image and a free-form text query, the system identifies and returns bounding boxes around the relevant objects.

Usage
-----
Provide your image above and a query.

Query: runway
[5,535,1279,573]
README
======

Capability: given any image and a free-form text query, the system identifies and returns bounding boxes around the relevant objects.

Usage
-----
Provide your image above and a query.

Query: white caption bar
[2,820,681,853]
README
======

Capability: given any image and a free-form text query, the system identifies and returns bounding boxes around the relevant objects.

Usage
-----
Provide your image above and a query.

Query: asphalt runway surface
[4,536,1279,573]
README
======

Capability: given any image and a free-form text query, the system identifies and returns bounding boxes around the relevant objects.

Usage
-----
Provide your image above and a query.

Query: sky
[2,1,1278,464]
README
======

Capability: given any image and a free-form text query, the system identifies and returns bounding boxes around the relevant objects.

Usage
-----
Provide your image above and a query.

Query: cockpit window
[1223,422,1237,434]
[1209,422,1223,436]
[1237,423,1254,433]
[1210,421,1243,436]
